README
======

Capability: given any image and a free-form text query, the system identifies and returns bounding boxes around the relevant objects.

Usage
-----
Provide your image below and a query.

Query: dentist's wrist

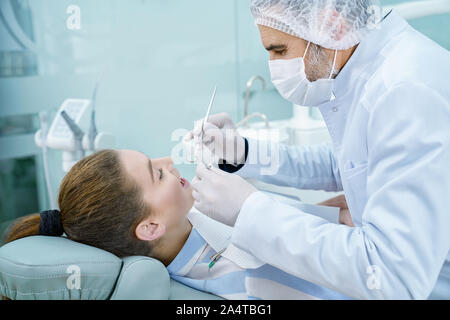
[219,137,248,173]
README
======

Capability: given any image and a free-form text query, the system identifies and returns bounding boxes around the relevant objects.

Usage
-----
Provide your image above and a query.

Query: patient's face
[118,150,194,228]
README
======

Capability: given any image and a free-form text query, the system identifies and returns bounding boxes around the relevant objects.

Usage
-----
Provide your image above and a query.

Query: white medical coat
[231,10,450,299]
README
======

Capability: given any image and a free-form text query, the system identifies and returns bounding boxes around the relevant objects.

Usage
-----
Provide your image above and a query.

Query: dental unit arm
[35,98,115,172]
[60,110,85,162]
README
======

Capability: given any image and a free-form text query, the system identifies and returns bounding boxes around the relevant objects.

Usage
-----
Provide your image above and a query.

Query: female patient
[4,149,352,300]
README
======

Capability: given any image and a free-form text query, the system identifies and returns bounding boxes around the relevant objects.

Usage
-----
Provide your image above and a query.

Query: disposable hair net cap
[250,0,382,50]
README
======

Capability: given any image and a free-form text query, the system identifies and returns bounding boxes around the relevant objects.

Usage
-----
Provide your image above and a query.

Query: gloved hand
[191,162,257,226]
[186,112,246,166]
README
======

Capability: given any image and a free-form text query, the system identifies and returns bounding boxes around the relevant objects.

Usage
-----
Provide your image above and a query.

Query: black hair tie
[39,210,64,236]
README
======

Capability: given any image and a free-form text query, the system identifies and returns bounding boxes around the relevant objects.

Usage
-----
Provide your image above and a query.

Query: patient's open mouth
[180,177,189,189]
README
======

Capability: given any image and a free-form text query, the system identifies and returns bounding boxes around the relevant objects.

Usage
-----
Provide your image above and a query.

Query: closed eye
[266,44,287,57]
[274,49,287,56]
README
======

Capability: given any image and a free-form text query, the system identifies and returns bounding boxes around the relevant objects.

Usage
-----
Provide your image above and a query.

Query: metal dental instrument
[60,110,85,160]
[200,85,217,164]
[202,85,217,136]
[208,247,226,269]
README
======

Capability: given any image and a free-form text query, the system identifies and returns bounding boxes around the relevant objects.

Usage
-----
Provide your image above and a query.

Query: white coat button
[332,107,338,112]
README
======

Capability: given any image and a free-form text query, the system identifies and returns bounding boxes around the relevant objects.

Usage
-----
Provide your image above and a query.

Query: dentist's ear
[135,217,166,241]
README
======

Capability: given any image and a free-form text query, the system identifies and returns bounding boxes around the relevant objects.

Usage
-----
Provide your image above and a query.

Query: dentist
[190,0,450,299]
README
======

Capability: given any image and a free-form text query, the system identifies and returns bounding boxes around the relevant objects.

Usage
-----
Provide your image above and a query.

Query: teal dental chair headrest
[0,235,222,300]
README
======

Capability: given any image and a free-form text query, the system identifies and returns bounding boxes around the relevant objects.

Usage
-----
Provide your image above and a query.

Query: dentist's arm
[190,112,343,192]
[229,138,343,192]
[231,83,450,299]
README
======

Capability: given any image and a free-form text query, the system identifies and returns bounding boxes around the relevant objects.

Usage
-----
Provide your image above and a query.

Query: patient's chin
[179,188,194,214]
[186,190,194,208]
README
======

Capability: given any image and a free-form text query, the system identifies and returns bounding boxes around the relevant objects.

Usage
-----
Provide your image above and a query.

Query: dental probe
[200,85,217,165]
[201,85,217,137]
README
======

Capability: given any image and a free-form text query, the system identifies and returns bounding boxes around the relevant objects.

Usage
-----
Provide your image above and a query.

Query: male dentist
[190,0,450,299]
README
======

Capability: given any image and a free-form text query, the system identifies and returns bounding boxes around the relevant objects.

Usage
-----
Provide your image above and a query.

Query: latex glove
[186,112,246,166]
[191,162,257,226]
[317,194,354,227]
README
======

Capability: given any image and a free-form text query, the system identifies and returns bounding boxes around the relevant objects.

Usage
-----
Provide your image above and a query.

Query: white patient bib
[187,192,341,269]
[187,208,265,269]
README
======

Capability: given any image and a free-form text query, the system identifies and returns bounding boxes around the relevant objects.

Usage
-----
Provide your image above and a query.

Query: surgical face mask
[269,42,338,107]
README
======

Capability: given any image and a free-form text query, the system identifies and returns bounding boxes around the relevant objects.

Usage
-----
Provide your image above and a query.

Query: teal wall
[0,0,449,218]
[0,0,293,216]
[382,0,450,49]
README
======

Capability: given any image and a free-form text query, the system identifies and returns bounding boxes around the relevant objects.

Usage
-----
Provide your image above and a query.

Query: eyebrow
[148,158,154,183]
[265,44,286,51]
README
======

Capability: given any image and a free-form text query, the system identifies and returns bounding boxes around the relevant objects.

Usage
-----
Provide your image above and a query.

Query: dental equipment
[236,112,270,129]
[35,99,115,173]
[209,247,226,269]
[38,111,56,209]
[201,85,217,141]
[242,75,266,128]
[199,85,217,165]
[60,110,85,161]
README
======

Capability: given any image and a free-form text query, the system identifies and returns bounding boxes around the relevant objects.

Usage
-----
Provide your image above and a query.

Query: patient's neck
[152,219,193,267]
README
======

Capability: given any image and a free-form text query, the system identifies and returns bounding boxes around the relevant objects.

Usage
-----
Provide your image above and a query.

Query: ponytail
[3,213,41,245]
[0,149,153,300]
[1,214,41,300]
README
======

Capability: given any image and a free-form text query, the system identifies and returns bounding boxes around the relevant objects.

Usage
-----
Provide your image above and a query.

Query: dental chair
[0,235,223,300]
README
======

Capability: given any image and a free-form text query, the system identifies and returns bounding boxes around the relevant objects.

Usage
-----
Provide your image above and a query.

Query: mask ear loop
[328,49,338,79]
[303,41,311,59]
[303,41,311,60]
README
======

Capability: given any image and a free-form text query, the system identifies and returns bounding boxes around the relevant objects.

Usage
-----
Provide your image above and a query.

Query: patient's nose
[161,157,179,178]
[154,157,173,166]
[161,157,174,168]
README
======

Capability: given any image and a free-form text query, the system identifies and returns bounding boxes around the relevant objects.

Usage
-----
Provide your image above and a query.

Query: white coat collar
[187,208,265,269]
[317,10,409,151]
[331,9,409,101]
